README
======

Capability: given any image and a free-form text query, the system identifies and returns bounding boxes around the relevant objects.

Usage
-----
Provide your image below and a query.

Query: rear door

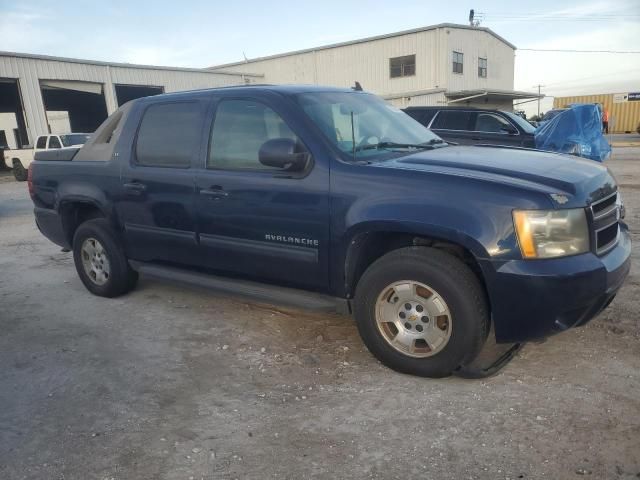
[469,112,522,146]
[117,99,208,266]
[194,94,330,290]
[34,135,47,153]
[405,108,438,129]
[428,110,475,144]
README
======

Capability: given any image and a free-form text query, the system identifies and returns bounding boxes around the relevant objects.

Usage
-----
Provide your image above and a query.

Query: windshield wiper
[354,139,446,152]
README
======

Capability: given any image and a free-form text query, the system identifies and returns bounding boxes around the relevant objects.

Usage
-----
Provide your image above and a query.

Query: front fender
[342,219,493,260]
[330,193,522,298]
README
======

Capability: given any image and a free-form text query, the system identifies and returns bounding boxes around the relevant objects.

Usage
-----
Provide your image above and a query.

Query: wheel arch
[59,199,109,246]
[340,222,491,312]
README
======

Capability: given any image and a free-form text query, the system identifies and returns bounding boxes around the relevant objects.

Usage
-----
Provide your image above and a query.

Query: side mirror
[259,138,309,171]
[501,125,518,135]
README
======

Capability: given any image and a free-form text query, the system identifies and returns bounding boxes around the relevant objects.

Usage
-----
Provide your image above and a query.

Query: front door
[195,96,330,290]
[469,112,523,146]
[117,99,208,266]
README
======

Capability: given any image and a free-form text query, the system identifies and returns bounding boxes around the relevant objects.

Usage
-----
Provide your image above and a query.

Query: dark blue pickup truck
[29,85,631,377]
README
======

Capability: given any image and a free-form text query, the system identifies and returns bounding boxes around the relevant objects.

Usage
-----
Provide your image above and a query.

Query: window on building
[135,102,202,168]
[36,136,47,149]
[452,51,464,74]
[478,57,487,78]
[208,99,300,171]
[390,55,416,78]
[431,110,473,130]
[48,136,61,149]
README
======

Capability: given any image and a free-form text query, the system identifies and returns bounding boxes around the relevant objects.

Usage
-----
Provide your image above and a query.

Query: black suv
[404,107,536,148]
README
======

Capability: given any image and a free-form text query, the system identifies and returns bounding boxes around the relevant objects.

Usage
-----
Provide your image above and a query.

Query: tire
[353,247,489,378]
[72,218,138,297]
[12,160,27,181]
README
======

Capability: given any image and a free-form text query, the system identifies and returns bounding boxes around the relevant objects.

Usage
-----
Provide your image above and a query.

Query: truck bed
[34,147,80,162]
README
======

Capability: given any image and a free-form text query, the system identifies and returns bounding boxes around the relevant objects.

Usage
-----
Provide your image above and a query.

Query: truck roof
[141,84,361,102]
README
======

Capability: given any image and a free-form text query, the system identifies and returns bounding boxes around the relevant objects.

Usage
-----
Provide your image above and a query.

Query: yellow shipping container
[553,93,640,134]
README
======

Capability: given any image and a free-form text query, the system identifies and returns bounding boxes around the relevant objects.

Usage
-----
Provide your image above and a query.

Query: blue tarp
[534,104,611,162]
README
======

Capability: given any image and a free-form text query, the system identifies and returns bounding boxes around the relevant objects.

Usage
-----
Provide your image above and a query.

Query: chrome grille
[590,191,620,255]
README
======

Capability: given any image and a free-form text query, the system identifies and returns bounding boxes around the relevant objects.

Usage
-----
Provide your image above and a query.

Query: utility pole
[533,84,545,117]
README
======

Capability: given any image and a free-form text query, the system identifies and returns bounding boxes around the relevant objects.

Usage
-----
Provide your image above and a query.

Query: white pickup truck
[4,133,91,181]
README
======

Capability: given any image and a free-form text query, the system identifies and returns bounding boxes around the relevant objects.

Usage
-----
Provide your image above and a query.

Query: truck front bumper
[481,224,631,343]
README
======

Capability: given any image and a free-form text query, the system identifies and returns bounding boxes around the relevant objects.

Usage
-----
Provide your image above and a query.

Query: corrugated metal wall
[0,54,253,144]
[385,92,448,108]
[553,93,640,133]
[211,26,514,100]
[445,28,514,93]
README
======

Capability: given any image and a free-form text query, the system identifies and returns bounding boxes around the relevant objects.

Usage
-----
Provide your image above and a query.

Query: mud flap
[454,327,524,379]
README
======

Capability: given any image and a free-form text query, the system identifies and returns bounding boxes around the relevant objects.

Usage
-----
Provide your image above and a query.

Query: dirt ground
[0,149,638,480]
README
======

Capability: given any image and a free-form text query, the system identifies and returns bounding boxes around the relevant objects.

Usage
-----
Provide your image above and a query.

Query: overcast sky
[1,0,639,115]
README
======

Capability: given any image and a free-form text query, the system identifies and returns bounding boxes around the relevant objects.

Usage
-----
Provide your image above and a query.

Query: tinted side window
[135,102,201,168]
[405,109,437,126]
[474,113,512,133]
[431,111,473,130]
[208,99,299,170]
[48,136,61,149]
[36,136,47,149]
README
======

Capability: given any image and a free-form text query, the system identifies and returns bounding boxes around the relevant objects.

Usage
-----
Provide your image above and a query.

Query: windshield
[295,92,444,159]
[503,112,536,134]
[60,134,91,147]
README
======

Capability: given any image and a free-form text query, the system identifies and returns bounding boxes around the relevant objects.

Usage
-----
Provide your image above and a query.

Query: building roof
[0,51,262,77]
[445,89,543,102]
[209,23,516,70]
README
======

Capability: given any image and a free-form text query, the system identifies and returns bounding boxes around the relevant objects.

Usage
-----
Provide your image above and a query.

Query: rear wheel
[72,218,138,297]
[354,247,489,378]
[12,160,27,181]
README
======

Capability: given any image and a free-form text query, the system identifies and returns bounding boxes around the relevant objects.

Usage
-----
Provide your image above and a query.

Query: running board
[129,261,351,315]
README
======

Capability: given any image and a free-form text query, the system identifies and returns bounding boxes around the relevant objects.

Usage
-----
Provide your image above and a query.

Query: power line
[518,48,640,53]
[475,11,640,23]
[532,84,544,116]
[488,19,638,23]
[477,11,638,16]
[541,69,640,87]
[476,12,640,19]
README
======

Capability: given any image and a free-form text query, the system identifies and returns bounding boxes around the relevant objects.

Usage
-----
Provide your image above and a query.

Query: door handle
[123,182,147,195]
[200,187,229,198]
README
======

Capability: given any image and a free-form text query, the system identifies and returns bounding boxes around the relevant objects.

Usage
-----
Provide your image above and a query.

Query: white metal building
[209,23,539,110]
[0,52,259,149]
[0,23,537,150]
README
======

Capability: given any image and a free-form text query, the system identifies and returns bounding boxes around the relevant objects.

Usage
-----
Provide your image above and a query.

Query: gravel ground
[0,149,639,480]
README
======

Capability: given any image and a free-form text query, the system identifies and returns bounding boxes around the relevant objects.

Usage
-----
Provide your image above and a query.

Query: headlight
[513,208,589,259]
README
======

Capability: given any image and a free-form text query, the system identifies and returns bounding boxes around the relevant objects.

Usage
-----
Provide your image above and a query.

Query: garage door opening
[40,80,108,134]
[115,84,164,106]
[0,79,30,149]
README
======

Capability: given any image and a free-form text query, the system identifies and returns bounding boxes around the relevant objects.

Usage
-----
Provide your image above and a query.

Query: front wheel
[72,218,138,297]
[12,160,27,181]
[353,247,489,378]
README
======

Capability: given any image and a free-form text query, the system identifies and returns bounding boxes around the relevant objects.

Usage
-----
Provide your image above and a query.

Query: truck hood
[373,145,616,206]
